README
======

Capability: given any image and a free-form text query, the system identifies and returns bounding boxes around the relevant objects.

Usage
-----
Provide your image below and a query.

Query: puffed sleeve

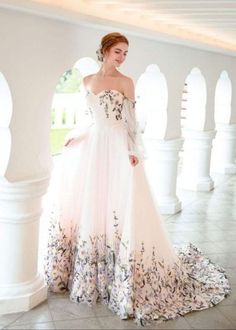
[123,97,146,161]
[64,83,94,143]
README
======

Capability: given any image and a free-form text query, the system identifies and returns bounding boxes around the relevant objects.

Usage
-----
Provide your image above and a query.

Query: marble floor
[1,170,236,329]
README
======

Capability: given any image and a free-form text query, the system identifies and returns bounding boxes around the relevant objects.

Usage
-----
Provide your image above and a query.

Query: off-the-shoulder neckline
[82,78,136,102]
[87,88,135,103]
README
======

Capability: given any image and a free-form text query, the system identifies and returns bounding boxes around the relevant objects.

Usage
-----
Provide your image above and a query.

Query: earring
[96,48,103,62]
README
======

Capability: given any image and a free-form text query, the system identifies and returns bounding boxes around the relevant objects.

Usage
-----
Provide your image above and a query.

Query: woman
[45,32,230,326]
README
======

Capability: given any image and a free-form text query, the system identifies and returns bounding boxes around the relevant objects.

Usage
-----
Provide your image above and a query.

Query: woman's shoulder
[119,74,135,100]
[117,72,134,83]
[83,74,95,84]
[82,74,96,91]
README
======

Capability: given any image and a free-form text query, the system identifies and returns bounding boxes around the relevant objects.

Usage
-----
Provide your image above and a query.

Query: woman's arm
[122,77,140,167]
[64,77,94,147]
[122,77,135,100]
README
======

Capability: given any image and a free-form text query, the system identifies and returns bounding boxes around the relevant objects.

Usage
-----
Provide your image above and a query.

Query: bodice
[82,88,145,160]
[85,89,135,128]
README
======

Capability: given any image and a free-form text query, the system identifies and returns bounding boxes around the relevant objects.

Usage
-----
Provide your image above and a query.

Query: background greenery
[56,67,82,93]
[51,68,82,155]
[50,128,71,155]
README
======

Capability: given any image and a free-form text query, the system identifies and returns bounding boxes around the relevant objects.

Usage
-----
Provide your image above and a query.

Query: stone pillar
[0,175,49,314]
[211,123,236,174]
[144,137,183,214]
[178,129,216,191]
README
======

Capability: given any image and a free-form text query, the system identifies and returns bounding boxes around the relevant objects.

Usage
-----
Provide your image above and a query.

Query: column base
[159,199,182,215]
[0,274,47,314]
[178,175,214,191]
[179,129,216,191]
[144,137,183,215]
[0,175,50,315]
[224,163,236,174]
[211,163,236,174]
[211,123,236,174]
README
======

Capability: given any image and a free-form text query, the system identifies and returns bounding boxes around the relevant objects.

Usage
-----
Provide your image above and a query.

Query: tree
[56,68,82,93]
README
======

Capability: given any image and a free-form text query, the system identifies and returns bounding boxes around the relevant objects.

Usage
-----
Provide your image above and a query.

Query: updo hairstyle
[96,32,129,62]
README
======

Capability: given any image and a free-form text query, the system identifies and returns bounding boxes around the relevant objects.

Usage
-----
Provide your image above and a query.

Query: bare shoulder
[120,75,135,100]
[83,74,95,88]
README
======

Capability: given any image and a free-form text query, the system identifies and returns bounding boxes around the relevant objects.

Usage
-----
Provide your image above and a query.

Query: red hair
[96,32,129,62]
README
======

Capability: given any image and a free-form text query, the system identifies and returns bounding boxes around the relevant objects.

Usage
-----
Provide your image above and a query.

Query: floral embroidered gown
[45,82,230,325]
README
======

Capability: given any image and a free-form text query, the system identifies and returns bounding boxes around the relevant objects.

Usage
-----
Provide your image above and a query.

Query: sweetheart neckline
[86,89,135,102]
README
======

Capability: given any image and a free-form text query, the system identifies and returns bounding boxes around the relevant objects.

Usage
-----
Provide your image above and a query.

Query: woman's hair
[96,32,129,62]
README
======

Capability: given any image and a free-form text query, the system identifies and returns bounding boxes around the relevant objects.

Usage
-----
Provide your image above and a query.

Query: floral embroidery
[97,91,124,120]
[44,209,72,292]
[45,209,230,326]
[112,99,123,120]
[45,89,230,326]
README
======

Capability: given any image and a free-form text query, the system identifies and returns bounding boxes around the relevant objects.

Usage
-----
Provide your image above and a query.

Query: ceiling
[1,0,236,56]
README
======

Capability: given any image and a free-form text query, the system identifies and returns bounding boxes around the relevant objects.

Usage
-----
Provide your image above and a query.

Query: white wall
[1,7,236,314]
[0,7,236,182]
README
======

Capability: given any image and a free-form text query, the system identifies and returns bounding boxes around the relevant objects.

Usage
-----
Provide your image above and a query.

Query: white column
[144,137,183,214]
[178,129,216,191]
[211,123,236,174]
[0,175,50,314]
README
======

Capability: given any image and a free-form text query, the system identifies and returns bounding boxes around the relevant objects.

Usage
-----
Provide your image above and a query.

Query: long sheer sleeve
[64,84,94,143]
[123,97,146,161]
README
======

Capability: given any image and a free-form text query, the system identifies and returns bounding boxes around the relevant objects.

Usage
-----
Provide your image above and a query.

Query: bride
[45,32,230,326]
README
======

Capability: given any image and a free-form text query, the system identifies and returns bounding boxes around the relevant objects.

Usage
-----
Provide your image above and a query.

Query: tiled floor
[1,170,236,329]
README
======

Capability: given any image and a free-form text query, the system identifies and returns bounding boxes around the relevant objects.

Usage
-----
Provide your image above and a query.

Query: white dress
[45,84,230,325]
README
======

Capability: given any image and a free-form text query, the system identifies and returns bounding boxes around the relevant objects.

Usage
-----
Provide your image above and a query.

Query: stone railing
[51,93,83,129]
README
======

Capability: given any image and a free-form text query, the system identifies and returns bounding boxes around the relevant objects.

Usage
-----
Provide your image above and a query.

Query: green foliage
[50,128,71,155]
[51,67,83,155]
[56,67,82,93]
[51,110,55,125]
[62,111,66,125]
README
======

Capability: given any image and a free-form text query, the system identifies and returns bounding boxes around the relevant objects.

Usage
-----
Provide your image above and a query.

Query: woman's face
[104,42,128,67]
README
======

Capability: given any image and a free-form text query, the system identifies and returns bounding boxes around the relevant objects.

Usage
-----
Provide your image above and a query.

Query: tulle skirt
[44,123,230,325]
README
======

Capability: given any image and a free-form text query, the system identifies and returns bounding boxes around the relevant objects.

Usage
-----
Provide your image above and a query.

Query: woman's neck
[97,64,118,77]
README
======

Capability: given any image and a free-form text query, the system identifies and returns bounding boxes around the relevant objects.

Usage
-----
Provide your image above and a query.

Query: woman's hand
[64,137,76,147]
[129,155,139,167]
[64,135,84,147]
[64,130,87,147]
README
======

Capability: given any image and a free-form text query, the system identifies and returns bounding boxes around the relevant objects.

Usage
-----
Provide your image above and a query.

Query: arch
[0,72,12,178]
[50,57,99,155]
[214,70,232,124]
[136,64,168,139]
[178,68,214,191]
[73,57,99,77]
[210,71,235,174]
[182,67,207,131]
